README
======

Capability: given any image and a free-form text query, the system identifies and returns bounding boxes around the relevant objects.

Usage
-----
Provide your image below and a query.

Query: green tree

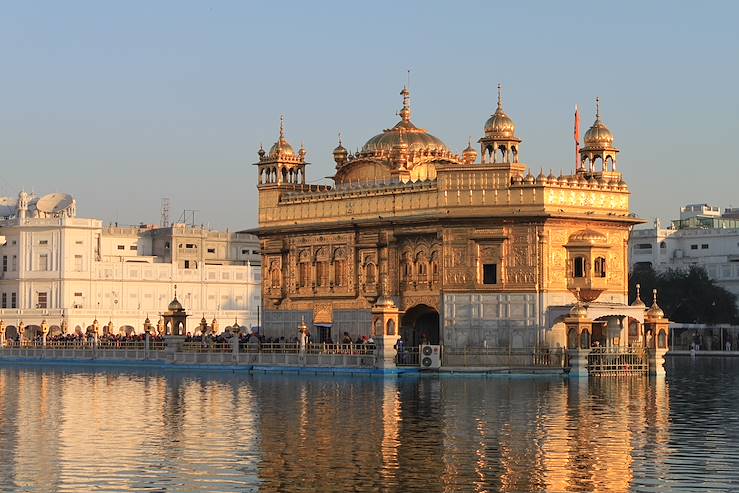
[629,265,738,324]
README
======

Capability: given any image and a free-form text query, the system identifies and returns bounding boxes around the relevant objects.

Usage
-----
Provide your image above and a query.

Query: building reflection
[0,368,674,492]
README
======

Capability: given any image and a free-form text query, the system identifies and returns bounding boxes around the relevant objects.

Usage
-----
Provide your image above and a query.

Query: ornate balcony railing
[587,346,648,375]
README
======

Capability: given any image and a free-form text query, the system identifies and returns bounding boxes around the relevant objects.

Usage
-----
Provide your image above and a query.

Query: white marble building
[0,191,261,339]
[630,204,739,305]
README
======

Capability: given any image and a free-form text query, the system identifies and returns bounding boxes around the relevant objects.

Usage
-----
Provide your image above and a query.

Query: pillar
[644,317,669,376]
[371,303,400,369]
[566,314,593,378]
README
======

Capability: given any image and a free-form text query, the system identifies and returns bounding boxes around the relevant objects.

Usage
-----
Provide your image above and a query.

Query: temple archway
[4,325,18,341]
[401,304,440,347]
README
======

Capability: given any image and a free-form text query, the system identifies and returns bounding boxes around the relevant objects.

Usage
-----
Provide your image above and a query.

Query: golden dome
[646,289,665,319]
[361,87,451,155]
[569,303,588,318]
[268,115,295,157]
[583,98,614,148]
[630,284,646,307]
[168,297,183,312]
[484,84,517,139]
[462,139,477,164]
[568,229,607,244]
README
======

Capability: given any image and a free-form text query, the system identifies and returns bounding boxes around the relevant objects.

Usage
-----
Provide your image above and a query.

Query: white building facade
[629,204,739,304]
[0,191,261,339]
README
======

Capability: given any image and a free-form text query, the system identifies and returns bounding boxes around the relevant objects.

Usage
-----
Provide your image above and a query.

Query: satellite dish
[0,197,17,217]
[36,193,74,214]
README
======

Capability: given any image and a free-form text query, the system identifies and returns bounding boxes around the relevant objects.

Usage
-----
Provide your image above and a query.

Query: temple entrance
[401,304,440,347]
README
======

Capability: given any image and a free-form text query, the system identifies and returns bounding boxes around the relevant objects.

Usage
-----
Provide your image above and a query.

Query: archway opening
[401,304,440,347]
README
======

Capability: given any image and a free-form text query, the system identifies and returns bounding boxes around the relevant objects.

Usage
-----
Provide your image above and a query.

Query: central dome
[362,120,450,153]
[361,86,452,155]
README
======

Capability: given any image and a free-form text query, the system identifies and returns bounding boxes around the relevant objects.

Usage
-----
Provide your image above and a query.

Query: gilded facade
[253,86,641,349]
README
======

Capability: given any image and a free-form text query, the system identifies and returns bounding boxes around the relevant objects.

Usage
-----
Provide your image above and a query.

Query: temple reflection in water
[1,367,682,492]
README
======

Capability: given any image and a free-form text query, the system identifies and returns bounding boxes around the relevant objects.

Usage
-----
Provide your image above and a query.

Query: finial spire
[636,283,641,300]
[652,288,658,304]
[279,114,285,140]
[338,131,342,146]
[595,97,600,119]
[497,83,502,109]
[399,85,411,122]
[174,284,177,299]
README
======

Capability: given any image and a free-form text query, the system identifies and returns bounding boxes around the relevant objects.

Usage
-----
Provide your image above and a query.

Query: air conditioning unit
[420,344,441,369]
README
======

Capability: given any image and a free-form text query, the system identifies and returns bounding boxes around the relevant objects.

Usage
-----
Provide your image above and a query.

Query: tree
[629,265,738,324]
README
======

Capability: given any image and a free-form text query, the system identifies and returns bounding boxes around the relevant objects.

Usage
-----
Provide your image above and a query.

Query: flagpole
[574,104,581,173]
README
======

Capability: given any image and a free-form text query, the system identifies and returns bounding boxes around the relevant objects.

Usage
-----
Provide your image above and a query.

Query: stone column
[565,304,593,378]
[371,293,400,369]
[644,289,669,377]
[0,320,5,348]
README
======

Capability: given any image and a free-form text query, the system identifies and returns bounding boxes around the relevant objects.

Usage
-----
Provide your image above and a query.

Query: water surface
[1,358,738,492]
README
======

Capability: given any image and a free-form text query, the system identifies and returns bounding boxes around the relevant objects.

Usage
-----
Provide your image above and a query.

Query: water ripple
[1,358,739,492]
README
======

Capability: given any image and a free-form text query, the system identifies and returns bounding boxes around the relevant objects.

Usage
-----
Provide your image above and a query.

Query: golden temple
[252,84,653,355]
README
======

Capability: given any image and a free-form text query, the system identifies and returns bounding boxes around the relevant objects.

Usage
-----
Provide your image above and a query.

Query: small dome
[361,87,452,155]
[483,84,516,138]
[462,140,478,164]
[568,229,607,244]
[484,109,516,138]
[269,139,294,157]
[569,303,588,318]
[523,171,535,184]
[547,170,556,183]
[646,303,664,319]
[536,170,547,183]
[584,120,614,148]
[333,143,347,157]
[583,99,615,148]
[268,115,295,158]
[168,297,183,312]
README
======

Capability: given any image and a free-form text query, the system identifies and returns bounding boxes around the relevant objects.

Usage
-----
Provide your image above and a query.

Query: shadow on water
[1,359,739,492]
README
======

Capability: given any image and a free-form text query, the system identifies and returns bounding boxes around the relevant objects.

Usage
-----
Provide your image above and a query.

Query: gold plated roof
[269,115,295,158]
[484,84,517,139]
[583,98,615,148]
[361,87,451,154]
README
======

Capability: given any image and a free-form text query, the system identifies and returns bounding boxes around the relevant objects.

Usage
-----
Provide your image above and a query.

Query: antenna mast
[160,198,170,228]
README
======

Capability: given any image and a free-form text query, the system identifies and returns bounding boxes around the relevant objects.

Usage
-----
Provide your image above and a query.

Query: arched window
[567,328,577,349]
[580,330,590,349]
[417,262,427,280]
[658,330,667,349]
[315,248,329,288]
[298,250,310,288]
[594,257,607,278]
[365,262,376,285]
[333,248,346,287]
[574,257,586,278]
[270,260,280,288]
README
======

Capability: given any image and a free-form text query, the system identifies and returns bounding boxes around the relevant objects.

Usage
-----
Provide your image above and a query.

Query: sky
[1,1,738,230]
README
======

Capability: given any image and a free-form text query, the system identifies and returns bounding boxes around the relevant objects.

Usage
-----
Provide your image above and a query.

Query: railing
[181,341,232,353]
[395,347,420,366]
[2,339,166,351]
[587,347,648,376]
[443,347,566,368]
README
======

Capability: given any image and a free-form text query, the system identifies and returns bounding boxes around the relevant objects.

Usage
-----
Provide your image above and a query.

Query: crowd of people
[180,330,377,354]
[4,328,381,355]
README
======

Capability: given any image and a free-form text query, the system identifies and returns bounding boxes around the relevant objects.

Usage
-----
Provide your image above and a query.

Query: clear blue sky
[1,1,737,229]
